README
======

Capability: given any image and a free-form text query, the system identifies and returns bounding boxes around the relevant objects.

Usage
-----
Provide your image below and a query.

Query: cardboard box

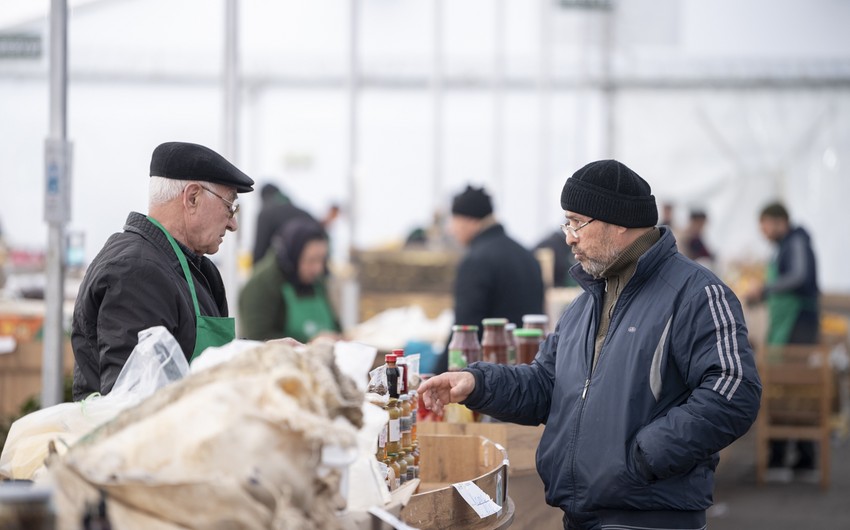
[401,434,513,530]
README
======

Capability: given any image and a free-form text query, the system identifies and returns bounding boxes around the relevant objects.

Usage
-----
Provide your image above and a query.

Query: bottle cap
[392,348,405,357]
[385,354,397,363]
[451,324,479,332]
[482,317,508,326]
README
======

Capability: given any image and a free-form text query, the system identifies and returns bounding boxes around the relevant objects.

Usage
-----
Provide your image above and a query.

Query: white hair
[149,176,189,207]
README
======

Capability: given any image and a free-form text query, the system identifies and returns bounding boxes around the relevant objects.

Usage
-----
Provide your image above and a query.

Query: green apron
[765,261,804,346]
[148,217,236,361]
[281,282,337,343]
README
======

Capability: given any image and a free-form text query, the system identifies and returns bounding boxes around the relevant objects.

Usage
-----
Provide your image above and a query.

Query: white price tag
[452,481,502,518]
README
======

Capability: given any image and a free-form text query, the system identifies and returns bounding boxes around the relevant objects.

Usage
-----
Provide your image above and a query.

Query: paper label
[453,481,502,518]
[389,419,400,442]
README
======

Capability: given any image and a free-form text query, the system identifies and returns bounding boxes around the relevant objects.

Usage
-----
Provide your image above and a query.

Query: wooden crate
[0,340,74,417]
[402,434,513,530]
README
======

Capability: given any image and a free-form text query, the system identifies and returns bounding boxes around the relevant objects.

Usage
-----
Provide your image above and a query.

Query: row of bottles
[376,352,420,491]
[447,314,550,371]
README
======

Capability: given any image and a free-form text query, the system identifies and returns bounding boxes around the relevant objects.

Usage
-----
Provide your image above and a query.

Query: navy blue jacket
[463,228,761,528]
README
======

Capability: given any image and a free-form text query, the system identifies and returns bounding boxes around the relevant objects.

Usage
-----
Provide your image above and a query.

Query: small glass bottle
[481,318,509,364]
[385,355,402,456]
[404,450,416,483]
[387,454,401,491]
[396,450,408,485]
[409,390,418,444]
[400,395,412,454]
[515,328,544,365]
[505,322,517,365]
[447,324,481,370]
[393,348,408,396]
[412,441,420,479]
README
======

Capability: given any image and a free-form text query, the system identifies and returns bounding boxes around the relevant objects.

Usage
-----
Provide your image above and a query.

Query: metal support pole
[347,0,361,257]
[222,0,239,316]
[431,0,444,219]
[492,0,506,199]
[42,0,69,407]
[538,0,553,228]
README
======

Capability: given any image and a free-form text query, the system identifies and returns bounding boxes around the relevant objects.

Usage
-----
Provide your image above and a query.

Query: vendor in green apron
[239,218,341,343]
[71,142,254,401]
[745,201,820,480]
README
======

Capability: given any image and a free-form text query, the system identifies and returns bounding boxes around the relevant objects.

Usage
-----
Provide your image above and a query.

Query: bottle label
[508,346,516,365]
[378,426,387,448]
[400,415,411,434]
[378,461,388,480]
[389,419,401,442]
[448,349,467,370]
[406,465,415,482]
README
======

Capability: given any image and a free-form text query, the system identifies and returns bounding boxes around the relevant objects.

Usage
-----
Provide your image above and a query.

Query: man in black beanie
[72,142,255,400]
[420,160,762,529]
[436,185,544,373]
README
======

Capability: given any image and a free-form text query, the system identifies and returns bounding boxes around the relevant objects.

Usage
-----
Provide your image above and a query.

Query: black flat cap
[149,141,254,193]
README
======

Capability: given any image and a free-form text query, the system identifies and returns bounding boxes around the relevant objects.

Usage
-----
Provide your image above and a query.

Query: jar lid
[385,354,397,363]
[514,328,544,338]
[451,324,479,332]
[505,322,516,331]
[482,317,508,326]
[522,314,549,324]
[392,348,405,357]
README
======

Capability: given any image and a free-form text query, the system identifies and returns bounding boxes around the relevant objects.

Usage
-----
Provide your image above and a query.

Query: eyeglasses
[201,186,239,219]
[560,218,595,238]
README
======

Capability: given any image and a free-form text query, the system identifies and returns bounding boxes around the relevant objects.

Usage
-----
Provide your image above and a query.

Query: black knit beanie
[560,160,658,228]
[451,185,493,219]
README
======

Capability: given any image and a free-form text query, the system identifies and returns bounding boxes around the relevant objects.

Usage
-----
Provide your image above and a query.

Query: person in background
[435,185,545,374]
[681,209,714,269]
[239,218,340,343]
[420,160,761,529]
[535,229,578,287]
[252,183,316,265]
[72,142,254,400]
[745,201,820,482]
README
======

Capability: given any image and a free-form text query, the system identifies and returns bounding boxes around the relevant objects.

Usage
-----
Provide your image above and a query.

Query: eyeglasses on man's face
[560,218,595,238]
[201,186,239,219]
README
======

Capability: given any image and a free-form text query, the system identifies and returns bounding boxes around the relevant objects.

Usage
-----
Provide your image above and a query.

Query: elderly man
[71,141,253,400]
[420,160,762,529]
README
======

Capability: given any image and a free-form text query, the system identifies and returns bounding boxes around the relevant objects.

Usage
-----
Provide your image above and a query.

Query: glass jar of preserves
[447,324,480,371]
[481,318,509,364]
[522,314,550,336]
[515,328,544,365]
[505,322,517,365]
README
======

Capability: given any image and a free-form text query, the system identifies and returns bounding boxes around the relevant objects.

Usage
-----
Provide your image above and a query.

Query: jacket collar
[123,211,204,269]
[571,226,678,296]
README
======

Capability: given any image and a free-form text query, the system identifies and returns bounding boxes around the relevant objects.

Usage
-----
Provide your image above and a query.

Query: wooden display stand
[402,434,513,529]
[417,421,564,528]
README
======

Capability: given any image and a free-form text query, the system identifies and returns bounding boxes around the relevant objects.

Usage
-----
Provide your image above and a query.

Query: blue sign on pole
[44,139,73,224]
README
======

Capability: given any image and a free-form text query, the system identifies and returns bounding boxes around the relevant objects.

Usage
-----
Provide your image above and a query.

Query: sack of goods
[46,339,364,530]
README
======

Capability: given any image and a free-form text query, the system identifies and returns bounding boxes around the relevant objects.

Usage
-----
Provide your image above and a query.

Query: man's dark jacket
[71,212,228,400]
[437,223,544,373]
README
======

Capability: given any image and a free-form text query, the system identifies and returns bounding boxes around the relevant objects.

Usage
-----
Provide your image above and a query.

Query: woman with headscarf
[238,218,340,342]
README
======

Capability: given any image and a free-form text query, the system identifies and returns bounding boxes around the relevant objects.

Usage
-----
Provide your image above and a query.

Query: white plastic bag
[0,326,189,480]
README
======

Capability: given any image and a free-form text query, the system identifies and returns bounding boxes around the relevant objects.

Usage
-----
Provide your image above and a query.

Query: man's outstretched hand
[418,371,476,416]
